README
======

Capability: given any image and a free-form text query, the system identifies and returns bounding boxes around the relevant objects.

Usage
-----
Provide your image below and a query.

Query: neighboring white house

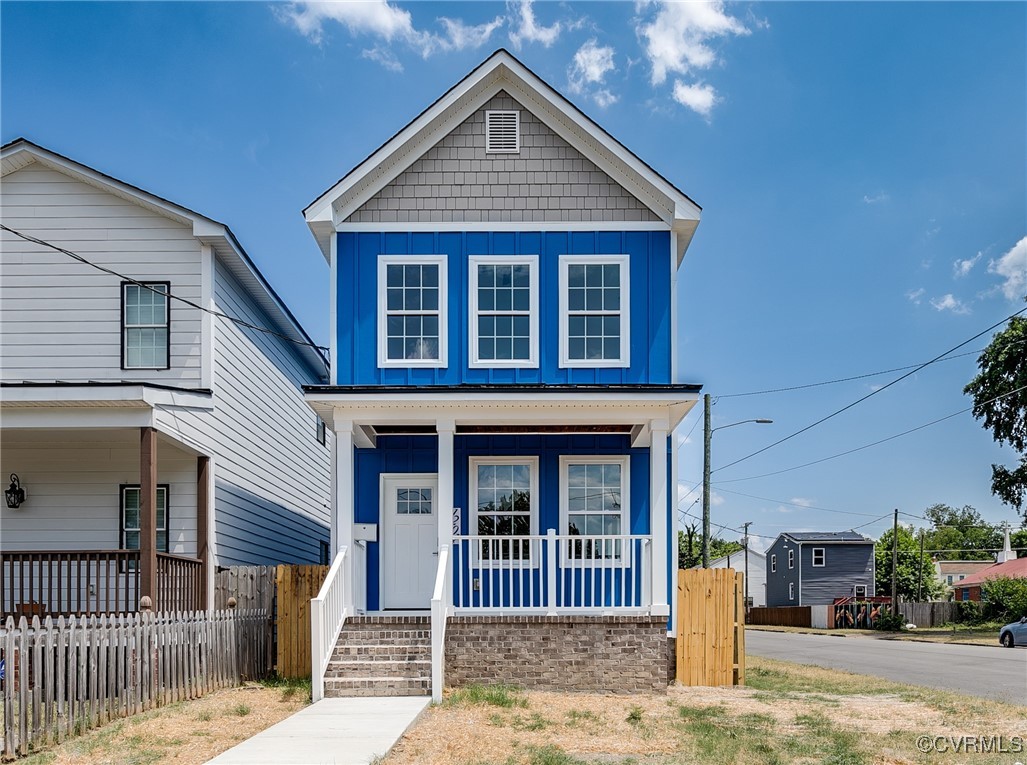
[0,139,332,616]
[706,548,767,608]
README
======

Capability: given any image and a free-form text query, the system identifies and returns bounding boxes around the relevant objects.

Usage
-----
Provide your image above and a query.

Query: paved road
[747,630,1027,704]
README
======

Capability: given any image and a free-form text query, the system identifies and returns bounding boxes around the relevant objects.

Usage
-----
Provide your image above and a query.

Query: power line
[1,225,331,361]
[713,308,1027,476]
[707,487,884,518]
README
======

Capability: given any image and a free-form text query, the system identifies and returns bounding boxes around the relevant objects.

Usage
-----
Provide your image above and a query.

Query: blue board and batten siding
[335,230,672,385]
[355,434,671,612]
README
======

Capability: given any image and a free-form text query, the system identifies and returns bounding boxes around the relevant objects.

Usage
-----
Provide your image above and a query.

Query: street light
[702,394,772,567]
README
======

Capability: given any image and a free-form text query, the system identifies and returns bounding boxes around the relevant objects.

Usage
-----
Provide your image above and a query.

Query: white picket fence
[0,608,269,759]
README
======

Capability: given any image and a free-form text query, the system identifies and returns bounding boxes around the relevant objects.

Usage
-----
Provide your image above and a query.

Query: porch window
[470,457,537,562]
[122,282,170,369]
[468,256,538,367]
[120,485,169,554]
[559,455,629,564]
[377,255,447,367]
[558,255,629,367]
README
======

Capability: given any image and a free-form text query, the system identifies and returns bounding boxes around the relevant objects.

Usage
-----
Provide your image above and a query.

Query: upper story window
[812,548,826,567]
[122,282,170,370]
[469,256,538,368]
[377,255,447,368]
[770,554,777,573]
[558,255,630,368]
[788,549,795,569]
[485,110,520,153]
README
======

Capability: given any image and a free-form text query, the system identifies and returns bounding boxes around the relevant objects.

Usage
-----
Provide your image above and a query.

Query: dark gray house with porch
[765,531,875,607]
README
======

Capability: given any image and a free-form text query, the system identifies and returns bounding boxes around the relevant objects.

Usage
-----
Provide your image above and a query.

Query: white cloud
[277,1,502,67]
[929,293,972,315]
[637,0,748,86]
[672,81,717,117]
[508,0,561,49]
[862,191,890,204]
[987,236,1027,301]
[953,251,983,278]
[906,287,925,305]
[788,497,814,508]
[568,39,618,107]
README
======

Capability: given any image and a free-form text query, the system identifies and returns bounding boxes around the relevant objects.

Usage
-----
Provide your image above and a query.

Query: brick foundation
[444,615,669,693]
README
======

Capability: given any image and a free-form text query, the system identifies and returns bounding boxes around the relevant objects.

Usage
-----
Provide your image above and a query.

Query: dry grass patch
[18,681,308,765]
[385,659,1027,765]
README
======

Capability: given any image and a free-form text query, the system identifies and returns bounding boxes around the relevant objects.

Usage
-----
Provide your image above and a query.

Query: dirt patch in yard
[387,658,1027,765]
[19,682,308,765]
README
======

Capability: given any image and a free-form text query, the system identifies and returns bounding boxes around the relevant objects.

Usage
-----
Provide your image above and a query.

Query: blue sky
[3,1,1025,550]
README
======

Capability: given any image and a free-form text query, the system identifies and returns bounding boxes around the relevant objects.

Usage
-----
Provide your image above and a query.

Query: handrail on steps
[430,544,451,703]
[311,545,351,702]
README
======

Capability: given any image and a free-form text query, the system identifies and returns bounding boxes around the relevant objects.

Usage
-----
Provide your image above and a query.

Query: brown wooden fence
[275,565,328,679]
[0,609,268,759]
[676,568,745,687]
[746,606,812,627]
[214,565,276,677]
[898,601,959,628]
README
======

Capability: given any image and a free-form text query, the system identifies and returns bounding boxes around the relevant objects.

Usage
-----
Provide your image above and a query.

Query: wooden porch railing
[1,550,204,617]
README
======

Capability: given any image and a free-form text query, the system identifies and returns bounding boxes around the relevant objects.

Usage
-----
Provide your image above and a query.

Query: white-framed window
[122,282,170,369]
[377,255,447,367]
[788,549,795,569]
[121,485,169,555]
[788,582,795,601]
[947,575,954,585]
[958,574,965,581]
[558,255,630,368]
[559,455,630,565]
[854,584,868,599]
[485,110,520,153]
[812,548,825,567]
[770,554,777,573]
[470,456,538,564]
[468,255,539,367]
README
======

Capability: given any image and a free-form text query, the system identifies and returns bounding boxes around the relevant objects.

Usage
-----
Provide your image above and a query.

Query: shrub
[873,610,905,632]
[956,600,984,625]
[981,576,1027,622]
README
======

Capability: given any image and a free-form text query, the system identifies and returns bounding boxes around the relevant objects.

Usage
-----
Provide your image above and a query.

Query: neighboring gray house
[1,139,331,616]
[765,531,875,607]
[704,548,767,607]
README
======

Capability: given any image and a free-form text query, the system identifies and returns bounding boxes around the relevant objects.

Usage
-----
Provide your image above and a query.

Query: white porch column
[649,419,670,616]
[436,419,455,551]
[332,416,355,555]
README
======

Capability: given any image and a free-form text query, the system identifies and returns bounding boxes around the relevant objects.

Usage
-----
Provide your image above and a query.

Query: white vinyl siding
[377,255,447,367]
[558,255,630,368]
[0,164,202,384]
[468,255,538,367]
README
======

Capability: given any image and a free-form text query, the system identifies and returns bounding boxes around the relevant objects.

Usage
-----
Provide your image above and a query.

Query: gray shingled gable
[345,91,663,225]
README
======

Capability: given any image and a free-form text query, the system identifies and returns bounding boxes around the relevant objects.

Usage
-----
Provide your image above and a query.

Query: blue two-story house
[303,50,702,700]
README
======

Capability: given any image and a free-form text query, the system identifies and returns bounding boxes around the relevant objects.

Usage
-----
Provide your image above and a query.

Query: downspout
[797,542,802,606]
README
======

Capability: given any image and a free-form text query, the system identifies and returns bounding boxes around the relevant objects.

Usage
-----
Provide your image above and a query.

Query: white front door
[381,474,438,610]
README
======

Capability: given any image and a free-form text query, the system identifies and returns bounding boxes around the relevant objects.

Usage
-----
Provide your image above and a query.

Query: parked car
[999,616,1027,647]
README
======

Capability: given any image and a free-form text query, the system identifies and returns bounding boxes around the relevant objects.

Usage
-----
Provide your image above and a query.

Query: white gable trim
[305,51,701,264]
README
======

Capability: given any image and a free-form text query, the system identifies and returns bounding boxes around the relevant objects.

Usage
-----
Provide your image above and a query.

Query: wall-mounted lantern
[5,474,25,508]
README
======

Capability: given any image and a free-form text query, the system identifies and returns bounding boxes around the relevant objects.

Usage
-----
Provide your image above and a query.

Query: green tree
[964,315,1027,522]
[677,526,743,569]
[875,525,943,602]
[981,576,1027,621]
[921,504,1001,560]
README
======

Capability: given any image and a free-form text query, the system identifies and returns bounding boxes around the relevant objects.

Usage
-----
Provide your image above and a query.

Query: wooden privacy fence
[898,601,959,628]
[214,565,276,676]
[746,606,812,628]
[676,568,745,687]
[0,609,268,759]
[276,565,328,679]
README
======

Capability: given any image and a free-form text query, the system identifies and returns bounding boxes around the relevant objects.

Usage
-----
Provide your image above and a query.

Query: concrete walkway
[206,696,430,765]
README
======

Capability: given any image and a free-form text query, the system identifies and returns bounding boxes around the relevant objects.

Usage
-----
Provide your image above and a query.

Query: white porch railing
[450,531,652,613]
[310,545,352,702]
[429,544,452,703]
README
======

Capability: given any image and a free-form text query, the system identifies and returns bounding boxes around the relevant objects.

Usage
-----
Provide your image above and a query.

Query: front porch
[0,416,212,617]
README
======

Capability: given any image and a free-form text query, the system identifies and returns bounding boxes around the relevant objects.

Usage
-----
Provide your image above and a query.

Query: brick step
[337,629,431,642]
[346,616,431,625]
[324,677,431,698]
[325,659,431,679]
[331,643,431,660]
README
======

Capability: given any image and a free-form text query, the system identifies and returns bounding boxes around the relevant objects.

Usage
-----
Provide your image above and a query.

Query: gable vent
[485,110,520,153]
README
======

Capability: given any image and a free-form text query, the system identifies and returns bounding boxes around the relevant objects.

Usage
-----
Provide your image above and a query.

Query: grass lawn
[15,677,310,765]
[386,658,1027,765]
[747,623,1004,646]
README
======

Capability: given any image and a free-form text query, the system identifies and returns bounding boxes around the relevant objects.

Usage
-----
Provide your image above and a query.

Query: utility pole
[916,529,926,602]
[701,393,712,568]
[891,508,899,613]
[742,521,752,609]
